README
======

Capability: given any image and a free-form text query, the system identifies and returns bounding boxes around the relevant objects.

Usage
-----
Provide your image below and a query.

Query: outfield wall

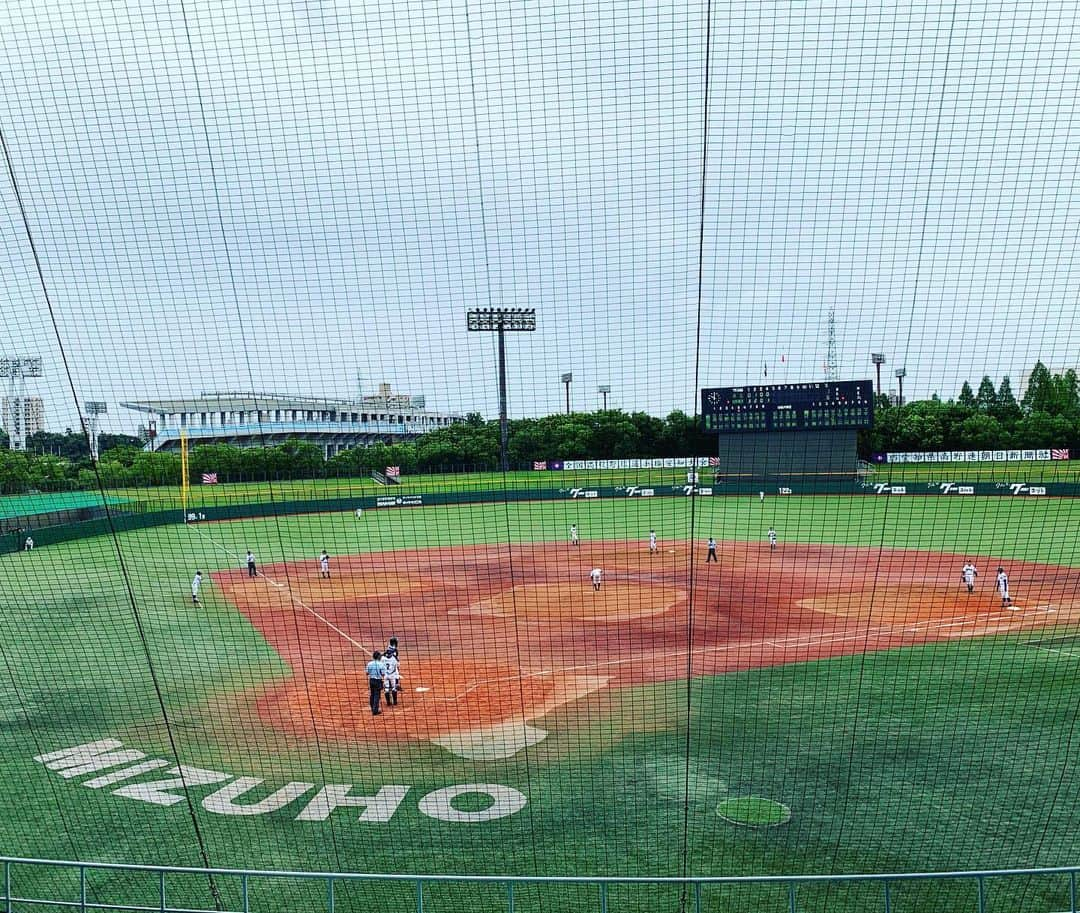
[2,478,1073,555]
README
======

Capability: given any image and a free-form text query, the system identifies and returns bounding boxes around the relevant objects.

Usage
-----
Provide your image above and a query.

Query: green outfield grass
[1,494,1079,913]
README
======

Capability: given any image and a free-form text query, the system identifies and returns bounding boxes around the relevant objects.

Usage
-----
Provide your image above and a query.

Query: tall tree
[976,376,998,411]
[1022,361,1053,413]
[957,381,976,407]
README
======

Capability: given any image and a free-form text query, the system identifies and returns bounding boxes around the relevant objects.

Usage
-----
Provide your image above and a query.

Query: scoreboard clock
[701,380,874,433]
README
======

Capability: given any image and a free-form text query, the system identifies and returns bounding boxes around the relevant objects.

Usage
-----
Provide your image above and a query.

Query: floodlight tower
[0,356,43,451]
[895,367,907,406]
[871,353,886,396]
[561,373,573,414]
[467,308,537,472]
[85,401,108,460]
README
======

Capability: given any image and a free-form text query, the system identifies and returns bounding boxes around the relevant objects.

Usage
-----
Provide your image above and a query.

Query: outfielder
[649,529,657,555]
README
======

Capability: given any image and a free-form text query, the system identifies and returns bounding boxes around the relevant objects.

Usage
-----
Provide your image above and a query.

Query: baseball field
[2,486,1080,911]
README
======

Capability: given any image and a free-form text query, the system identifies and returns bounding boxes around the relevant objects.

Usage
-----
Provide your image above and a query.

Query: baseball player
[590,567,603,591]
[191,571,203,605]
[245,550,257,578]
[706,537,717,562]
[961,562,978,594]
[382,649,401,706]
[319,550,331,579]
[570,524,579,547]
[649,529,657,555]
[768,528,778,550]
[996,567,1012,607]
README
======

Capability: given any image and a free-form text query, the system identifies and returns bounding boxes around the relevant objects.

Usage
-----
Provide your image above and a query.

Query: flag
[763,363,768,377]
[533,461,547,470]
[201,473,218,484]
[1052,449,1070,460]
[708,457,720,467]
[385,466,401,477]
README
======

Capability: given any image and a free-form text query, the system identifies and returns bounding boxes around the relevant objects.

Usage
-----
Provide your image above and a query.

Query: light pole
[871,353,885,397]
[0,356,43,451]
[561,373,573,414]
[467,308,537,472]
[598,385,610,410]
[85,402,108,460]
[895,367,906,406]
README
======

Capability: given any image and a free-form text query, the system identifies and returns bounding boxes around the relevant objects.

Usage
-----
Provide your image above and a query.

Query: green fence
[2,856,1080,913]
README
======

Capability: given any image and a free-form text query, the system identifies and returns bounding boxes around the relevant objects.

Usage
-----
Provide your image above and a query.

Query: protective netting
[1,1,1080,911]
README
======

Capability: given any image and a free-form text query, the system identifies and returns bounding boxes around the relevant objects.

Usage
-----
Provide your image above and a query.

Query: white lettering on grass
[34,740,147,779]
[202,778,315,816]
[295,785,410,822]
[113,766,232,807]
[418,784,527,823]
[83,759,172,789]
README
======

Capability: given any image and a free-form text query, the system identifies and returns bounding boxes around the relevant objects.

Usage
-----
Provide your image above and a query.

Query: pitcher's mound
[463,582,685,623]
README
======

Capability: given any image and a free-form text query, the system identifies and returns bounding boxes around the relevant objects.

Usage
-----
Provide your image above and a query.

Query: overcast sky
[1,0,1078,434]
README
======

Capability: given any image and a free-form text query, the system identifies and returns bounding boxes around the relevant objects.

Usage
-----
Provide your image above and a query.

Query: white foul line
[186,523,370,654]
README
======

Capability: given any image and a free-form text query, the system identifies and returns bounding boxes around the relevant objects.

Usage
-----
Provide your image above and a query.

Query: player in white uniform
[996,567,1012,607]
[191,571,203,605]
[382,651,401,706]
[570,524,579,547]
[961,563,978,593]
[649,530,657,555]
[590,567,603,591]
[319,550,331,579]
[768,528,778,550]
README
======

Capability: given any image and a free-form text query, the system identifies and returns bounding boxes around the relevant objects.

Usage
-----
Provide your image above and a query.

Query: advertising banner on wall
[882,449,1066,464]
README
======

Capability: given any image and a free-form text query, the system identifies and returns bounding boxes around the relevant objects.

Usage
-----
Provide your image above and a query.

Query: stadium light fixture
[1,355,43,451]
[561,373,573,414]
[871,353,885,396]
[598,385,611,410]
[895,367,907,406]
[466,308,537,472]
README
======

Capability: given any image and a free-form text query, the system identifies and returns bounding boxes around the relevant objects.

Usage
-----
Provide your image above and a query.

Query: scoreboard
[701,380,874,434]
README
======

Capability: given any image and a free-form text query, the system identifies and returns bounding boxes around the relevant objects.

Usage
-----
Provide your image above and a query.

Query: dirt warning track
[214,541,1080,752]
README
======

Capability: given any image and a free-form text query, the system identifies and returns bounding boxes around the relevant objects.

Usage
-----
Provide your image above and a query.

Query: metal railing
[2,857,1080,913]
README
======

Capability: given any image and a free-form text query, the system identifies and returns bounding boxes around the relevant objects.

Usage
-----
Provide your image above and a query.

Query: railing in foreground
[2,856,1079,913]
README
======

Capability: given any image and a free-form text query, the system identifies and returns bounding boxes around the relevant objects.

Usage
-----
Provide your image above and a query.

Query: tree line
[0,361,1075,493]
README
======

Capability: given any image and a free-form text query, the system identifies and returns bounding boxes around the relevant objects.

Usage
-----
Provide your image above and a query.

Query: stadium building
[120,387,463,457]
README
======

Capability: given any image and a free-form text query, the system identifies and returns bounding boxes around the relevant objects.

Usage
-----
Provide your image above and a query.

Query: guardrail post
[788,882,797,913]
[416,878,424,913]
[599,882,608,913]
[4,861,10,913]
[158,870,166,913]
[1071,871,1077,913]
[883,880,891,913]
[976,875,986,913]
[506,881,514,913]
[326,876,335,913]
[694,882,701,913]
[79,866,86,913]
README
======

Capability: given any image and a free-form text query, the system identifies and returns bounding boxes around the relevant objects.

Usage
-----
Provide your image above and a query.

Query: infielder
[319,550,331,579]
[649,529,657,555]
[961,562,978,594]
[768,528,778,550]
[191,571,203,605]
[590,567,603,591]
[996,567,1012,607]
[570,524,579,547]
